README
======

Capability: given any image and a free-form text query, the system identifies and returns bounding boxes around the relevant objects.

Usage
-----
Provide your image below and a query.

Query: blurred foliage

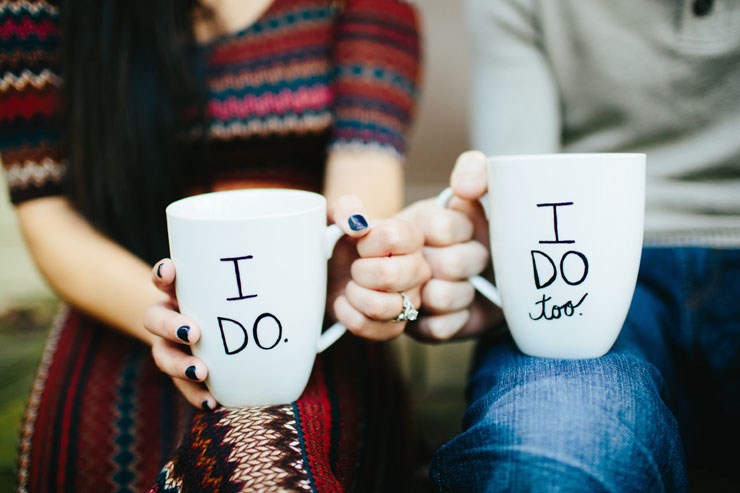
[0,299,57,490]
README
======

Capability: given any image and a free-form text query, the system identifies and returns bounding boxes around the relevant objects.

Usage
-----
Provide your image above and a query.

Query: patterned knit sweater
[0,0,420,202]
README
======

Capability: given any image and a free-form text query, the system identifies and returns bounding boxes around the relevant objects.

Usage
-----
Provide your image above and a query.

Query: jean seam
[674,248,696,360]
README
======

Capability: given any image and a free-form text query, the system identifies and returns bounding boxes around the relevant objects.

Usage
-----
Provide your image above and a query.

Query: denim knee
[431,351,687,492]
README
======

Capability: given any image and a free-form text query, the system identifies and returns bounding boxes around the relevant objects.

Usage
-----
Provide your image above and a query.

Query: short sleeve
[329,0,421,159]
[0,0,66,204]
[466,0,560,154]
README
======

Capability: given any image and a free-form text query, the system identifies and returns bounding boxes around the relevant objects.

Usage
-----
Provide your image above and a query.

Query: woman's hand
[143,259,217,411]
[400,151,504,341]
[329,195,432,341]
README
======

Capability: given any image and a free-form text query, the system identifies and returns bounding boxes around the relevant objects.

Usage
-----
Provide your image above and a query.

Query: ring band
[393,292,419,323]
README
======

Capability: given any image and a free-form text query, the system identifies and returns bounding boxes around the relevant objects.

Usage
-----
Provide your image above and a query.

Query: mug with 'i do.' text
[167,189,347,407]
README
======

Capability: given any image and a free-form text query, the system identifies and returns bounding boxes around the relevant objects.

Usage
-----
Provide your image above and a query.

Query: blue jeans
[430,247,740,492]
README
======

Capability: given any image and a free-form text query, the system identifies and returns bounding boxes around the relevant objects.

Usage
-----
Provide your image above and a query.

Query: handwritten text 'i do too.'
[529,202,589,321]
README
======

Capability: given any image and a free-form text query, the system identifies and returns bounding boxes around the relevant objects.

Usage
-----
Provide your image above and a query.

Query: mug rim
[488,152,646,163]
[166,188,326,222]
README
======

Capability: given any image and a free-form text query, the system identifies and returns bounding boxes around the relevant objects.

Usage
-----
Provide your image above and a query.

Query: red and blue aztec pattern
[19,307,409,492]
[0,0,65,203]
[0,0,421,203]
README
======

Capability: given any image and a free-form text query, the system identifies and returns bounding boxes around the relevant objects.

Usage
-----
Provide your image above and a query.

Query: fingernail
[177,326,190,343]
[156,263,164,278]
[185,365,198,381]
[348,214,368,231]
[202,400,212,411]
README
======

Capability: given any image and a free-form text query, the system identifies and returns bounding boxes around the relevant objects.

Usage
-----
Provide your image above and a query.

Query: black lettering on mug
[529,293,588,321]
[531,250,557,289]
[560,250,589,286]
[218,316,248,355]
[537,202,575,244]
[220,255,258,301]
[253,313,283,350]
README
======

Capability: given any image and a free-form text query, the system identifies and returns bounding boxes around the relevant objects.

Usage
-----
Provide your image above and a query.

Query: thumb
[450,150,488,201]
[329,195,371,238]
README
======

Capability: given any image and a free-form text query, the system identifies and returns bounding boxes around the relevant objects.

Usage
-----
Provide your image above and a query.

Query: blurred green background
[0,174,58,491]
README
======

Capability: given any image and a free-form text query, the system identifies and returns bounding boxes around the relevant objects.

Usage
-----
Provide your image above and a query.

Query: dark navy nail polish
[185,365,198,381]
[348,214,368,231]
[177,326,190,343]
[156,263,164,278]
[202,400,211,411]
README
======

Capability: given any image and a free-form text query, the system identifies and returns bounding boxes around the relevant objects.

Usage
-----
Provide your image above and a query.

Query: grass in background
[0,300,57,491]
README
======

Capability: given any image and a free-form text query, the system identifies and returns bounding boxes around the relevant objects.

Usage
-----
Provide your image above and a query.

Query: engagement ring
[393,292,419,322]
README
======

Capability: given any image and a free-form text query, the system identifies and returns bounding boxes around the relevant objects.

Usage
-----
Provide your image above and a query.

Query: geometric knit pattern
[17,307,410,491]
[220,406,311,490]
[150,406,312,492]
[0,0,421,203]
[111,349,144,493]
[0,0,65,202]
[14,309,194,492]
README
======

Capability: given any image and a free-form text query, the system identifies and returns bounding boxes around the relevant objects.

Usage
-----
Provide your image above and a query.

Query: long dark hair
[59,0,208,264]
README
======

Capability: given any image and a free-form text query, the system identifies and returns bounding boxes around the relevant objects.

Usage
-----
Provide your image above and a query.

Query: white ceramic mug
[438,153,646,359]
[166,189,347,407]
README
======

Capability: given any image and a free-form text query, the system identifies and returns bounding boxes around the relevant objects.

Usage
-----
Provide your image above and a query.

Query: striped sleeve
[329,0,421,159]
[0,0,65,204]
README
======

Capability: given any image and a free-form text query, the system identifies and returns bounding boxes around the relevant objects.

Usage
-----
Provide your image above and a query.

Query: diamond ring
[393,291,419,323]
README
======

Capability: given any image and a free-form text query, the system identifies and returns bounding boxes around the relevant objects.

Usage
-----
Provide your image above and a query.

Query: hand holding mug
[426,151,646,359]
[400,151,500,341]
[331,195,431,341]
[144,258,216,410]
[145,190,429,408]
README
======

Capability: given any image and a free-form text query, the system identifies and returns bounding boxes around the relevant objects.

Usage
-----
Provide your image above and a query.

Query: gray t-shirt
[468,0,740,246]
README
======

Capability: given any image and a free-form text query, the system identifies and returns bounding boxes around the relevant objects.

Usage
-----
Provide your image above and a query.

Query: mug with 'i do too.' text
[438,153,646,359]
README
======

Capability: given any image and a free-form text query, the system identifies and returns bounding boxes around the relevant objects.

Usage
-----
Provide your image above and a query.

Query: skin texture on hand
[401,151,505,341]
[332,216,430,341]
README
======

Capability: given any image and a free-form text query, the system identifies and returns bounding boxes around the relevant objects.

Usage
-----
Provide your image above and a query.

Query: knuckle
[442,252,468,280]
[419,257,433,283]
[461,282,476,305]
[344,311,369,336]
[364,296,390,320]
[473,242,490,269]
[376,223,403,252]
[411,293,423,311]
[426,317,454,341]
[377,261,400,288]
[426,281,454,312]
[430,214,455,244]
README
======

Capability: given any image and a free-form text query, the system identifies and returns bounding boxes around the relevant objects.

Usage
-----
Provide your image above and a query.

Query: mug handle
[435,187,502,307]
[316,224,348,353]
